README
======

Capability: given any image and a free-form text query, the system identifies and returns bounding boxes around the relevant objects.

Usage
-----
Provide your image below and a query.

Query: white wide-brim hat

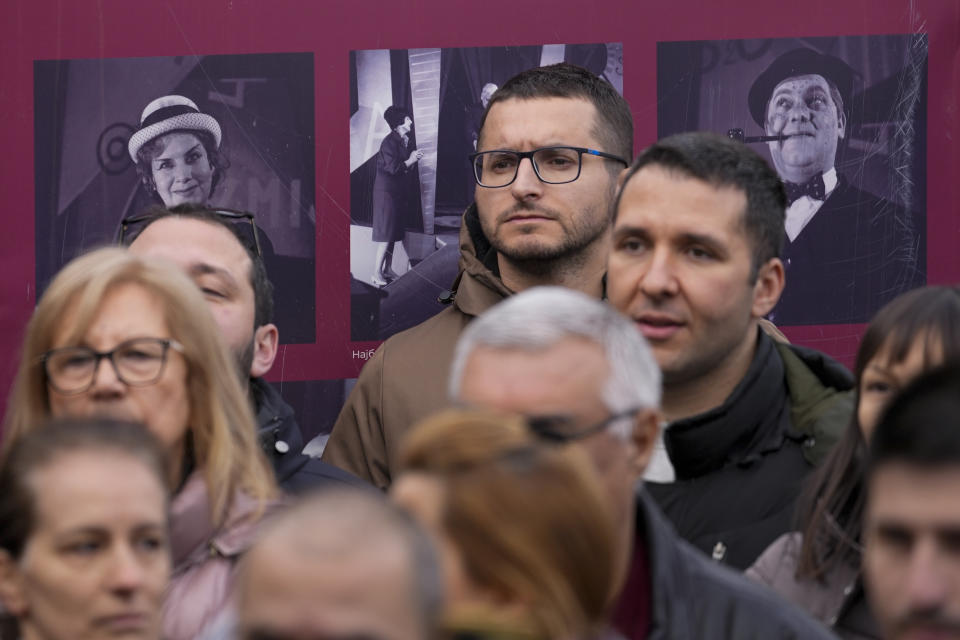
[127,95,222,162]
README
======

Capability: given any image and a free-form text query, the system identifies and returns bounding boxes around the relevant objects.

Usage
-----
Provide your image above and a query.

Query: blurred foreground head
[0,418,171,640]
[393,408,618,639]
[449,286,661,584]
[3,247,275,523]
[235,487,442,640]
[864,365,960,640]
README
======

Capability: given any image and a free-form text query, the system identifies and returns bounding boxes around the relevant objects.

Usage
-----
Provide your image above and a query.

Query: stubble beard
[236,336,256,383]
[483,200,611,279]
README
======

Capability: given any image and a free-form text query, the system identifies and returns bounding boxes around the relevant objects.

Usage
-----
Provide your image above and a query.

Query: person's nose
[903,538,950,613]
[787,100,811,123]
[172,161,193,183]
[89,355,125,397]
[106,544,147,597]
[509,157,543,202]
[638,248,679,300]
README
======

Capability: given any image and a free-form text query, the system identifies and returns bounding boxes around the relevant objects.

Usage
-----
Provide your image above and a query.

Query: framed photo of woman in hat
[33,52,318,344]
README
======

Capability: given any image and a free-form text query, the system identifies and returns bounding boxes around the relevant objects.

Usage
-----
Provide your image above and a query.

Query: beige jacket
[322,206,511,489]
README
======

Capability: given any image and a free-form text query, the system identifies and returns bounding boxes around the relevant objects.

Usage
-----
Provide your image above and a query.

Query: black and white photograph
[349,43,623,341]
[34,52,317,343]
[658,35,927,325]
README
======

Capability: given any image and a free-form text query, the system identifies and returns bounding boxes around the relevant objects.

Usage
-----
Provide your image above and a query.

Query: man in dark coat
[127,205,366,492]
[450,287,838,640]
[607,132,852,570]
[747,47,923,324]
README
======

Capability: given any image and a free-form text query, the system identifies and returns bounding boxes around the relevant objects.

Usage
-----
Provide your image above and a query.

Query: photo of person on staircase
[348,42,623,341]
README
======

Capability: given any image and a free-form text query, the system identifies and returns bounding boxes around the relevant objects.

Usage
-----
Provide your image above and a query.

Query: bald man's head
[236,489,442,640]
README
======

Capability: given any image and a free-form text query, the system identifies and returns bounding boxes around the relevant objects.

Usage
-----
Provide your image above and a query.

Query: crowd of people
[0,60,953,640]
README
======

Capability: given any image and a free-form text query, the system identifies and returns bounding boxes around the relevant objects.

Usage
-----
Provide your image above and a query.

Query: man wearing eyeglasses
[448,286,837,640]
[323,63,633,489]
[125,204,365,493]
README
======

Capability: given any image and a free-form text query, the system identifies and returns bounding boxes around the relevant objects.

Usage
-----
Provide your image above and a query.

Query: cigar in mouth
[726,128,799,144]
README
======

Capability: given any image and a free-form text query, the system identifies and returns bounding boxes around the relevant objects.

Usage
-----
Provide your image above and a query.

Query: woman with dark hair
[0,418,171,640]
[128,95,230,208]
[748,286,960,639]
[371,105,422,286]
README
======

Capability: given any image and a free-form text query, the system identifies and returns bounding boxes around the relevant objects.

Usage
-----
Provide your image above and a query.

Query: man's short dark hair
[868,364,960,474]
[479,62,634,166]
[128,204,274,329]
[615,131,786,278]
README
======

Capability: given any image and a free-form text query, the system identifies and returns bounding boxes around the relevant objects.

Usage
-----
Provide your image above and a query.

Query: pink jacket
[163,471,277,640]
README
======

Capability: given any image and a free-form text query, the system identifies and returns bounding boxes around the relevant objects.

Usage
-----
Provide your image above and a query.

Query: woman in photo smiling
[128,95,229,208]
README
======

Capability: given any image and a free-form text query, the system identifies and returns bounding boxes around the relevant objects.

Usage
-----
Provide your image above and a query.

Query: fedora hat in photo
[747,48,857,128]
[127,95,222,161]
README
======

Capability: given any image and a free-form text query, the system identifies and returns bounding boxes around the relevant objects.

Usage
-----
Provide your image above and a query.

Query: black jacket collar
[251,376,303,461]
[665,330,803,479]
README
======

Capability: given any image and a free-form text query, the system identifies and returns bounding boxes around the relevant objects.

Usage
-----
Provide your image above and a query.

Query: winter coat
[322,204,512,489]
[164,472,281,640]
[251,377,369,493]
[631,491,839,639]
[646,331,854,570]
[747,532,880,640]
[372,130,416,243]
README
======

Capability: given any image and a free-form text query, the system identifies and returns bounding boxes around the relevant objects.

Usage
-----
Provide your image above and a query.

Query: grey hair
[245,487,444,639]
[449,287,661,439]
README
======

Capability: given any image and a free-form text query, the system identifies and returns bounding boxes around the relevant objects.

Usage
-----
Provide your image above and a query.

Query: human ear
[630,408,662,477]
[249,323,279,379]
[752,258,785,318]
[0,549,27,616]
[836,108,846,140]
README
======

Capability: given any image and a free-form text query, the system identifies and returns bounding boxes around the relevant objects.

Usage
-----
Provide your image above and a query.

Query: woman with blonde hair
[2,247,278,640]
[392,409,618,640]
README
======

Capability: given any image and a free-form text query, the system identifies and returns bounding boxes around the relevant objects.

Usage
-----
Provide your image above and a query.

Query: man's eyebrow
[612,224,649,240]
[612,226,727,251]
[771,86,796,98]
[678,231,727,252]
[188,262,238,287]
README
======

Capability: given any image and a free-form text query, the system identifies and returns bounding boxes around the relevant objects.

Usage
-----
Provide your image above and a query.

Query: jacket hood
[779,341,855,393]
[774,341,855,465]
[450,203,514,316]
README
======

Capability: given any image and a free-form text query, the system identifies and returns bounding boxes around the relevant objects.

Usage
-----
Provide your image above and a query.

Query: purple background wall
[1,0,958,435]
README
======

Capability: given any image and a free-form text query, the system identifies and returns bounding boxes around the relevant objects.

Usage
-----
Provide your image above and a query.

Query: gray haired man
[449,286,838,640]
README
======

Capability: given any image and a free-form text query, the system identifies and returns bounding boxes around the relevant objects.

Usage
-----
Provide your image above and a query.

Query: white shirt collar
[784,167,838,242]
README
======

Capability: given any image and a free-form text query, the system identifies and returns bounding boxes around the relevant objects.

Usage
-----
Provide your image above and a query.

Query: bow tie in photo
[784,174,826,205]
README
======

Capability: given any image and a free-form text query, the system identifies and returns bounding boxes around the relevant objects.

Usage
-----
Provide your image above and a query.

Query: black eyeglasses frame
[40,337,185,395]
[468,145,629,188]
